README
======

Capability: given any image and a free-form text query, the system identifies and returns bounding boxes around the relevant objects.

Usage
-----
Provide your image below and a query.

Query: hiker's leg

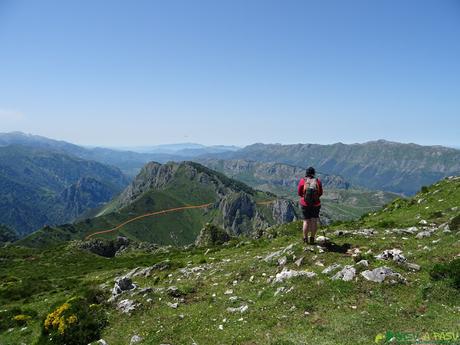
[302,220,309,240]
[310,218,318,238]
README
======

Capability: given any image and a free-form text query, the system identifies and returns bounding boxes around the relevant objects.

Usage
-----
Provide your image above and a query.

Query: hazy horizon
[2,130,459,151]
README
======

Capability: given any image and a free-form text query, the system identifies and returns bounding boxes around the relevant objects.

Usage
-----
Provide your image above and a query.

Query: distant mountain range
[196,158,398,222]
[203,141,460,195]
[0,132,237,177]
[0,145,128,236]
[18,161,298,248]
[2,132,459,196]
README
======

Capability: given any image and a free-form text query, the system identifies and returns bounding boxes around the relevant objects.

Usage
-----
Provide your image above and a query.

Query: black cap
[306,167,315,177]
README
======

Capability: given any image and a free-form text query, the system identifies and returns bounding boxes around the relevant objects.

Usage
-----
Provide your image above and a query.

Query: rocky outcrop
[59,177,115,219]
[361,267,407,284]
[270,199,298,223]
[218,192,255,235]
[195,223,231,247]
[77,236,130,257]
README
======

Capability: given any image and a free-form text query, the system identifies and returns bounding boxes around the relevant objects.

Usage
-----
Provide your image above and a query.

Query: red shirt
[297,177,323,207]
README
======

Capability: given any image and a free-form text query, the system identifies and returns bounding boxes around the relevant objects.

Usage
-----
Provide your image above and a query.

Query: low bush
[449,214,460,231]
[430,258,460,290]
[38,295,107,345]
[0,307,37,331]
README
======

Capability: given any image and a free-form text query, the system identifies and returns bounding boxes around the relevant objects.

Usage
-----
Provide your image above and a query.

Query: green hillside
[0,145,129,236]
[18,161,297,248]
[1,176,458,345]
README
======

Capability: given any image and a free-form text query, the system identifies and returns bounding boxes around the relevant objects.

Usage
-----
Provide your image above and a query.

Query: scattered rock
[361,267,406,284]
[332,266,356,281]
[277,256,288,266]
[96,340,108,345]
[404,262,421,271]
[294,257,304,267]
[110,277,136,301]
[130,335,143,344]
[356,260,369,267]
[355,229,376,237]
[416,230,433,239]
[167,302,178,309]
[226,304,248,313]
[116,299,137,314]
[274,286,285,296]
[419,219,428,225]
[263,244,295,262]
[376,249,406,264]
[166,286,183,297]
[273,267,316,284]
[316,236,330,245]
[322,263,342,275]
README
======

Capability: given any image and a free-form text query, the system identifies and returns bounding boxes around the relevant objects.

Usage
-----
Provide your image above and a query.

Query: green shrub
[430,258,460,290]
[0,275,53,302]
[429,211,443,219]
[420,186,429,193]
[449,214,460,231]
[0,307,37,331]
[38,296,107,345]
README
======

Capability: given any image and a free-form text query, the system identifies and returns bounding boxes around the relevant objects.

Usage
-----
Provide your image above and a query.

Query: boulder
[416,230,433,239]
[273,267,316,284]
[322,263,342,275]
[130,335,143,344]
[361,267,406,284]
[166,286,183,297]
[116,299,137,314]
[110,277,136,301]
[356,260,369,267]
[316,236,330,245]
[376,249,406,264]
[277,256,288,266]
[332,266,356,281]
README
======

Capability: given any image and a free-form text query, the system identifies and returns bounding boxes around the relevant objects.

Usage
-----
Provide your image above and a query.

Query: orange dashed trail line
[84,200,275,240]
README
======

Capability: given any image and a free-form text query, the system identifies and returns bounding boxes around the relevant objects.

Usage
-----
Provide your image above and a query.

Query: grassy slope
[18,163,277,248]
[1,177,459,345]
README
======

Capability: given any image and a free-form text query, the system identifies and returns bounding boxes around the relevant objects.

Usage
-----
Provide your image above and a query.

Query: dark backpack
[303,177,319,204]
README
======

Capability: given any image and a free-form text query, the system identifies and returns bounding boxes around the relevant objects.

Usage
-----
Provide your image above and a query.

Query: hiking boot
[303,237,308,244]
[309,236,315,245]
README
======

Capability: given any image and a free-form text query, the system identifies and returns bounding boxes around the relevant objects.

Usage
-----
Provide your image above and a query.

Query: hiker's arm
[297,179,304,196]
[318,179,323,197]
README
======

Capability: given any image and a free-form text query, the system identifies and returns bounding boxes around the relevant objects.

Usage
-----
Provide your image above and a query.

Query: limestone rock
[273,267,316,284]
[226,304,248,313]
[361,267,406,284]
[376,249,406,264]
[332,265,356,281]
[116,299,137,314]
[322,263,342,275]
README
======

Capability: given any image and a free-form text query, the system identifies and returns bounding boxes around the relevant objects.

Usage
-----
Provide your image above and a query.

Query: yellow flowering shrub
[40,296,107,345]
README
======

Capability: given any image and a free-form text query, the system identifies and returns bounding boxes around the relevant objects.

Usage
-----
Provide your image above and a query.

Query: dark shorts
[300,205,321,220]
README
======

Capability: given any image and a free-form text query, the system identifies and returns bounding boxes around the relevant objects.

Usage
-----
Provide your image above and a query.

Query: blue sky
[0,0,459,147]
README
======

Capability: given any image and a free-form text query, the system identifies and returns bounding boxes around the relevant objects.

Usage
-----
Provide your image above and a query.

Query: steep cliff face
[58,177,116,219]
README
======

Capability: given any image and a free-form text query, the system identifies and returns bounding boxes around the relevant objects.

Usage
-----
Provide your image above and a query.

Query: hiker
[297,166,323,244]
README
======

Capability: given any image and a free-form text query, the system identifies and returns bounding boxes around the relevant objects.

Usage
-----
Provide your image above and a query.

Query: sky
[0,0,459,147]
